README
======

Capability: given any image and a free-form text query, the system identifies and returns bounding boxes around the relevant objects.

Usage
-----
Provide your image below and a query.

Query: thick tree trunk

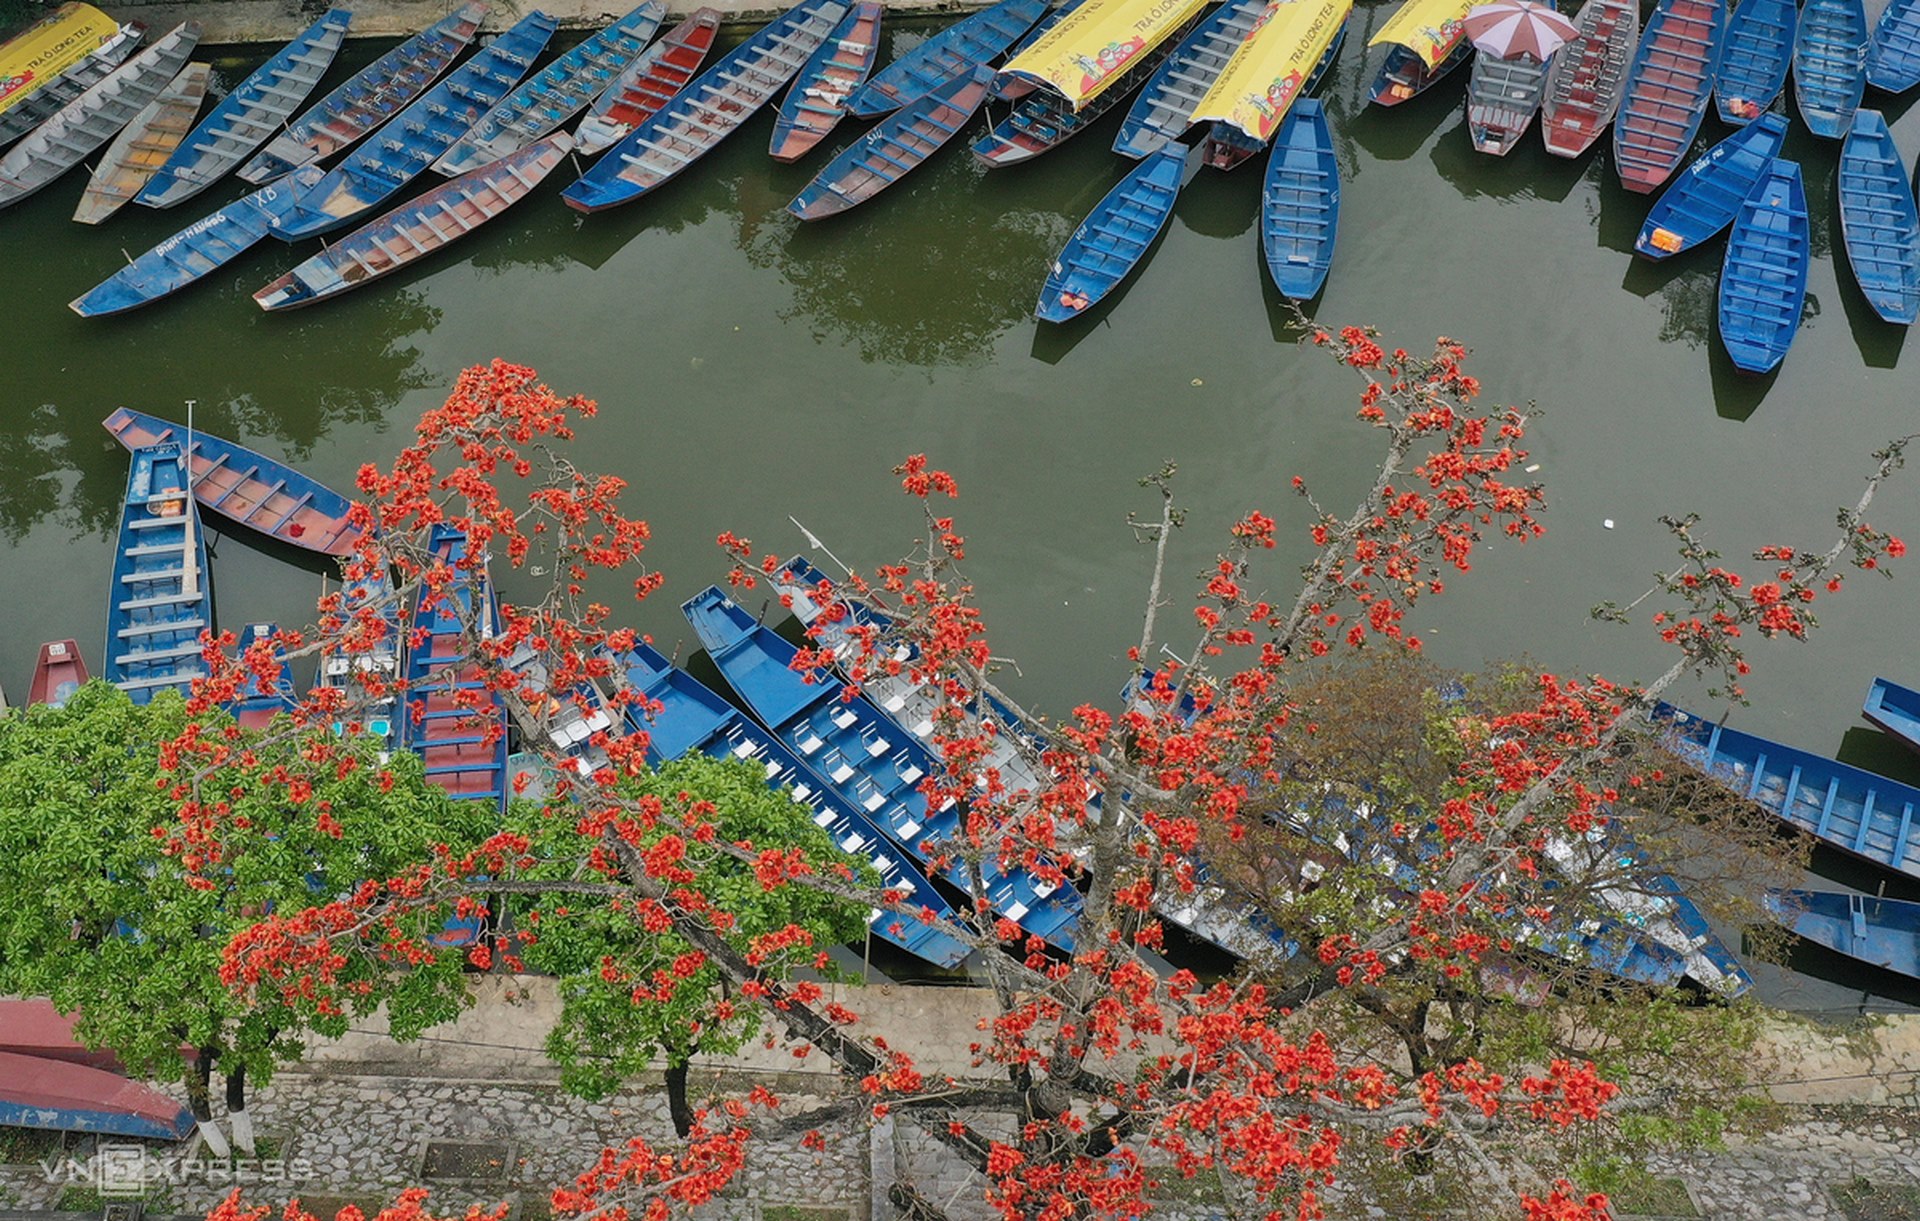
[187,1047,230,1159]
[226,1065,254,1155]
[664,1058,694,1139]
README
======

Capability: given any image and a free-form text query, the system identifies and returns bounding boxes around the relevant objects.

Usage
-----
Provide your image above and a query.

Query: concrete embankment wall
[294,975,1920,1109]
[104,0,986,45]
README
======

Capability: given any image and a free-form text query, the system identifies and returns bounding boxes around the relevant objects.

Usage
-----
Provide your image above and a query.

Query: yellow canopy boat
[1189,0,1351,141]
[997,0,1213,109]
[0,3,119,120]
[1368,0,1472,67]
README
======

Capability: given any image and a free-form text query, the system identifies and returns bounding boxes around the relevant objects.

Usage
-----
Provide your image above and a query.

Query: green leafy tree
[507,753,879,1135]
[0,682,496,1153]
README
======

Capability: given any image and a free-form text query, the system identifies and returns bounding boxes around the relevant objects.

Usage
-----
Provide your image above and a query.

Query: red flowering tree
[163,340,1908,1221]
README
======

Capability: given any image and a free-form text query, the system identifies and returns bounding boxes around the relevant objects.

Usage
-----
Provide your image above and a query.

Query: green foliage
[509,753,877,1098]
[1570,1157,1698,1217]
[0,682,496,1090]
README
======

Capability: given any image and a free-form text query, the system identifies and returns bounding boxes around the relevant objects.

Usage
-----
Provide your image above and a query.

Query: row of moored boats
[1,401,1908,991]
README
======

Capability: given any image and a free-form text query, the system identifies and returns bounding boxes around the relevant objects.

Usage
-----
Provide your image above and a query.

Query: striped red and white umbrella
[1463,0,1579,60]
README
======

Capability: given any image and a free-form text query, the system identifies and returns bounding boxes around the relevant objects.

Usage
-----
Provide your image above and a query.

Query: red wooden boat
[0,1050,195,1140]
[0,999,122,1072]
[1539,0,1640,158]
[574,7,723,156]
[27,640,89,708]
[102,407,364,558]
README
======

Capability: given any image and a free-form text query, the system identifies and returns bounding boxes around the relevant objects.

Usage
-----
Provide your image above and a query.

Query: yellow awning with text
[0,3,119,120]
[1367,0,1472,67]
[1190,0,1351,140]
[998,0,1213,109]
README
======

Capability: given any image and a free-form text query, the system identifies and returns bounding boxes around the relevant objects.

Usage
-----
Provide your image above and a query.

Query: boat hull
[847,0,1046,117]
[1713,0,1793,124]
[1612,0,1727,194]
[1466,50,1550,156]
[573,8,722,157]
[1836,111,1920,324]
[1262,98,1339,300]
[27,640,89,708]
[1368,40,1471,106]
[769,2,883,163]
[1037,142,1185,322]
[1717,161,1809,373]
[1793,0,1869,139]
[103,443,211,705]
[1868,0,1920,92]
[1767,889,1920,979]
[0,1051,194,1141]
[1633,113,1787,260]
[72,61,208,225]
[1114,0,1268,159]
[789,66,989,219]
[1539,0,1639,157]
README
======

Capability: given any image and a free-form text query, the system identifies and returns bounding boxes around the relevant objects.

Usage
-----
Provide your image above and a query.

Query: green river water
[3,7,1919,1007]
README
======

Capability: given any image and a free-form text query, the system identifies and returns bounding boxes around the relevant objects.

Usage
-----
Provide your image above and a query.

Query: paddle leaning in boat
[1113,0,1269,159]
[1713,0,1793,123]
[769,1,883,162]
[1368,0,1475,105]
[572,7,722,156]
[102,407,366,556]
[1657,703,1920,879]
[609,642,975,968]
[1538,0,1637,157]
[432,1,665,177]
[1036,142,1190,323]
[258,135,571,310]
[237,3,486,185]
[976,0,1214,167]
[788,65,991,218]
[71,166,323,317]
[104,442,211,705]
[564,0,850,214]
[1716,159,1809,373]
[1836,110,1920,325]
[1612,0,1727,193]
[0,23,199,212]
[271,11,555,241]
[0,15,144,147]
[1793,0,1869,139]
[844,0,1046,117]
[136,9,351,209]
[71,61,208,225]
[403,525,509,813]
[1634,112,1787,260]
[1262,96,1340,300]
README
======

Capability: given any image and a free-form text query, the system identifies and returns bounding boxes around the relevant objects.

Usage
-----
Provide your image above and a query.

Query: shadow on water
[1835,725,1920,788]
[1342,86,1462,163]
[1428,128,1591,204]
[1826,202,1913,369]
[1178,165,1261,239]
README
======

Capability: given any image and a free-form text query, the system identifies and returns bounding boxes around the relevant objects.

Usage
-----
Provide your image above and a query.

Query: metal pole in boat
[180,399,199,601]
[787,515,853,577]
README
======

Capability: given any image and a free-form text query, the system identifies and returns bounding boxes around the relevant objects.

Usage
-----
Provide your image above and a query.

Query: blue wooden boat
[136,9,351,209]
[788,66,991,220]
[71,165,323,318]
[1712,0,1793,123]
[432,2,665,177]
[1262,97,1339,301]
[229,621,296,730]
[1658,703,1920,879]
[1717,159,1809,373]
[770,2,882,162]
[573,8,722,156]
[563,0,849,214]
[681,585,1084,949]
[1867,0,1920,92]
[0,1052,195,1141]
[1613,0,1727,193]
[256,135,571,310]
[102,407,365,557]
[611,642,973,967]
[974,17,1200,168]
[1863,676,1920,753]
[237,4,485,185]
[1114,0,1266,159]
[1036,143,1185,322]
[104,444,210,705]
[402,525,508,813]
[1837,110,1920,325]
[1767,889,1920,979]
[845,0,1047,118]
[315,566,400,754]
[1634,112,1787,260]
[1793,0,1869,139]
[1369,40,1472,107]
[272,12,554,241]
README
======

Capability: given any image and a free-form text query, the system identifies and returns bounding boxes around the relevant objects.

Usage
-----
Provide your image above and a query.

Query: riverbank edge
[104,0,993,47]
